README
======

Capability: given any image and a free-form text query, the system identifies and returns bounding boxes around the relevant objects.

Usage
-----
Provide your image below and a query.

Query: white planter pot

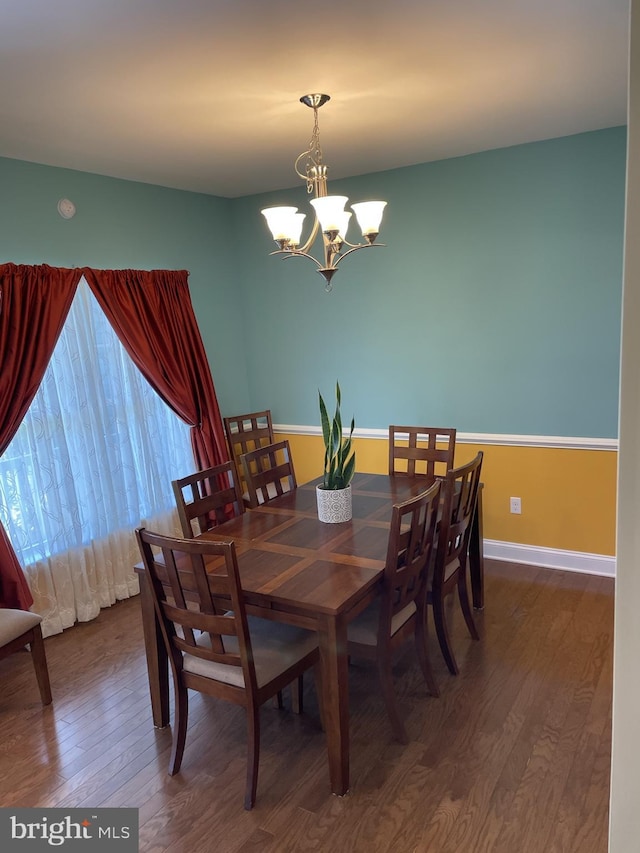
[316,484,353,523]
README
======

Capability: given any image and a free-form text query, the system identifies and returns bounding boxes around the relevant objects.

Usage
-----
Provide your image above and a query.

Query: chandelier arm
[332,243,385,268]
[337,236,360,250]
[298,217,321,255]
[269,248,324,270]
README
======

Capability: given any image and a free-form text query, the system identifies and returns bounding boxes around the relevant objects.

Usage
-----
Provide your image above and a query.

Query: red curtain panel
[0,263,82,609]
[83,268,228,471]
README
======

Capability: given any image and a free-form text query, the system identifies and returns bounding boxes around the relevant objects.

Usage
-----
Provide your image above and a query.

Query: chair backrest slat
[172,461,244,537]
[433,452,483,589]
[223,410,275,496]
[239,440,297,508]
[389,425,457,479]
[379,479,441,636]
[136,528,255,682]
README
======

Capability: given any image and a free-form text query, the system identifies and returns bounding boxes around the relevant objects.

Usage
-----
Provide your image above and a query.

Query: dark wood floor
[0,560,613,852]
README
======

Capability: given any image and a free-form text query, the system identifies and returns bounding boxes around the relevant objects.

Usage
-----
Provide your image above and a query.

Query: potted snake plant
[316,381,356,523]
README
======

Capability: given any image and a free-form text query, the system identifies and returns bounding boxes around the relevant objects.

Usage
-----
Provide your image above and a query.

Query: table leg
[138,569,170,727]
[318,615,350,796]
[469,484,485,610]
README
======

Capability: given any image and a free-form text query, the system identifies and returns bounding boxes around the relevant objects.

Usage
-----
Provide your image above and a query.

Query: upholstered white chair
[0,609,52,705]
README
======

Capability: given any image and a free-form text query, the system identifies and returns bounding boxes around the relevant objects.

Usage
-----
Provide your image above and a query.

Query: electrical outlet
[510,497,522,514]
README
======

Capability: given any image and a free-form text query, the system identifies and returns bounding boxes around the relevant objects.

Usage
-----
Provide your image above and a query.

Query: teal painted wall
[230,128,626,437]
[0,127,627,438]
[0,156,251,414]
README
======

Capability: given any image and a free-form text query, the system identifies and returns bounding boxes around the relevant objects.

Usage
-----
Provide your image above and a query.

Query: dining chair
[172,460,244,538]
[223,410,274,506]
[135,527,320,810]
[0,609,52,706]
[239,439,297,509]
[428,451,484,675]
[235,439,304,710]
[347,479,441,743]
[172,462,303,713]
[388,425,457,479]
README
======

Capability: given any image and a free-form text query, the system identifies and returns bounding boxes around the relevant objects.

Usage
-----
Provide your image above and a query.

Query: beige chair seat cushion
[183,616,317,688]
[0,609,42,647]
[347,600,417,647]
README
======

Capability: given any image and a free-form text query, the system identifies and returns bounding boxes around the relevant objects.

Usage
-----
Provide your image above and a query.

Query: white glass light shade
[309,195,349,233]
[335,211,352,240]
[289,213,306,246]
[261,206,299,242]
[351,200,387,236]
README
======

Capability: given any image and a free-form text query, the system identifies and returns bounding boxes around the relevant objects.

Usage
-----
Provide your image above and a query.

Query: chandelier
[261,94,387,292]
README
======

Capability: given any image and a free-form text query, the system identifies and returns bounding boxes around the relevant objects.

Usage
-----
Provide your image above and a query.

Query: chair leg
[458,571,480,640]
[414,609,439,697]
[313,662,325,732]
[291,676,304,715]
[29,625,52,705]
[244,703,260,810]
[377,652,408,744]
[431,594,459,676]
[272,683,301,712]
[169,681,189,775]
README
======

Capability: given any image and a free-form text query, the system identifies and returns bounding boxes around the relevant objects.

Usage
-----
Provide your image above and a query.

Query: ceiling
[0,0,630,198]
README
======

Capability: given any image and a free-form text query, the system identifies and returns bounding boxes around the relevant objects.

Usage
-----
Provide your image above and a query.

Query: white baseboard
[484,539,616,578]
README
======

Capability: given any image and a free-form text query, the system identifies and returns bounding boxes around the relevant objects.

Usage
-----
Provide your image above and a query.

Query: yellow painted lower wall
[276,431,617,557]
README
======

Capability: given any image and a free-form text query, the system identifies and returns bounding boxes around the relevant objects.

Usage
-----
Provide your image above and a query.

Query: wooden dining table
[134,471,484,797]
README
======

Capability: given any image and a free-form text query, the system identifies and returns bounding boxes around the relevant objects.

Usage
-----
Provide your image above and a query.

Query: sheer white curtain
[0,277,195,636]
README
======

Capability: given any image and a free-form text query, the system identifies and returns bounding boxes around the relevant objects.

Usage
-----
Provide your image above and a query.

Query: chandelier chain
[301,106,323,194]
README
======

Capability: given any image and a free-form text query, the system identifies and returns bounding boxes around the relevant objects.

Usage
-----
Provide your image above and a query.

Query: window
[0,278,194,633]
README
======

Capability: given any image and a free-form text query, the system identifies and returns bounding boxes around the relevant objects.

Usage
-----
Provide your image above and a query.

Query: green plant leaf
[319,391,330,447]
[339,436,352,468]
[330,417,341,456]
[343,451,356,486]
[318,381,356,490]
